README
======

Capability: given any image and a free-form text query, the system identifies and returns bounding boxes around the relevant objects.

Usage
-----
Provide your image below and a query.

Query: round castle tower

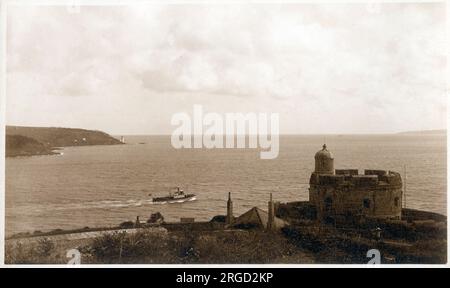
[309,144,403,223]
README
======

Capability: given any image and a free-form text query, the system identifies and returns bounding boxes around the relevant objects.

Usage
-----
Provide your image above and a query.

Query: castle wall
[309,169,403,221]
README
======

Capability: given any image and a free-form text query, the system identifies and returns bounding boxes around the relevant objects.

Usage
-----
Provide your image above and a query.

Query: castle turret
[226,192,233,225]
[267,193,275,231]
[314,144,334,175]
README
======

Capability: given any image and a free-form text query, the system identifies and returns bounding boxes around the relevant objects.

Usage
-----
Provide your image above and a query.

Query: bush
[209,215,226,223]
[84,227,304,264]
[86,230,173,264]
[35,238,55,257]
[119,221,135,229]
[5,238,57,264]
[194,230,302,263]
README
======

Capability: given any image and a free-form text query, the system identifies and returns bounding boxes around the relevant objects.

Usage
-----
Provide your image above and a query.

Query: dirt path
[6,227,168,246]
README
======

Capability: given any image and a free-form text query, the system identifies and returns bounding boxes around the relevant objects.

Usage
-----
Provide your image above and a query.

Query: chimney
[135,216,140,228]
[267,193,275,231]
[226,192,233,225]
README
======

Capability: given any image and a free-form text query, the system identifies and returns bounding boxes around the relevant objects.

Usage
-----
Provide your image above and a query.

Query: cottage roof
[234,207,287,229]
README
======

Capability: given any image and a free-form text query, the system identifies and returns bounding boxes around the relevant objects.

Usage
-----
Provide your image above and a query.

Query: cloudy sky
[6,2,447,134]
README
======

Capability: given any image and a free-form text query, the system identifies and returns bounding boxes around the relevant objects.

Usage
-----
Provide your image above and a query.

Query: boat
[150,187,196,203]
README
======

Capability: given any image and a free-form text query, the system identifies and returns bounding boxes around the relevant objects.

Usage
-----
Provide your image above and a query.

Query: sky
[6,2,447,135]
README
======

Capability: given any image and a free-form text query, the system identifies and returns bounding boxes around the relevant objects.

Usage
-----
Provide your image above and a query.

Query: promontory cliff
[6,126,122,157]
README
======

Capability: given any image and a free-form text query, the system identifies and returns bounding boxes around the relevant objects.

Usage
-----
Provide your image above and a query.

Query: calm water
[5,135,447,236]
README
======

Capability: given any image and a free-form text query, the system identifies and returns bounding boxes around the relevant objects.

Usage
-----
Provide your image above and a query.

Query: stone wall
[309,169,403,222]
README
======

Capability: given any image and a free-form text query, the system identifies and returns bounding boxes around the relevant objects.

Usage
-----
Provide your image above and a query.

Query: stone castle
[309,144,403,223]
[223,144,404,229]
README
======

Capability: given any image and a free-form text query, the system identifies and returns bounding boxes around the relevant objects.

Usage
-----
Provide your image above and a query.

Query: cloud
[6,3,447,134]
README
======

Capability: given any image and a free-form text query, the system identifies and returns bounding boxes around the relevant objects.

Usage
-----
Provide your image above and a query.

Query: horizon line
[5,124,447,136]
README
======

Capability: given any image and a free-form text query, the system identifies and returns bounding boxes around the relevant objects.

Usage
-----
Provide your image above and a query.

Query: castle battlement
[310,169,402,188]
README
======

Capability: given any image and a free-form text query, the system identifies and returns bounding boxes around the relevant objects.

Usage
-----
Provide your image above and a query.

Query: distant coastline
[5,126,445,158]
[397,129,446,135]
[5,125,123,157]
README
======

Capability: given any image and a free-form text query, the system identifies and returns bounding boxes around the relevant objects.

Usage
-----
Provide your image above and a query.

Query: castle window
[325,197,333,212]
[363,198,371,208]
[394,197,400,207]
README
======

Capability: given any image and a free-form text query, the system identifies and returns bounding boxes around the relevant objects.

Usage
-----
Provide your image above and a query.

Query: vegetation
[5,206,446,264]
[5,228,312,264]
[6,135,56,157]
[6,125,122,157]
[5,222,446,264]
[283,224,447,264]
[79,228,306,264]
[119,221,135,229]
[5,238,60,264]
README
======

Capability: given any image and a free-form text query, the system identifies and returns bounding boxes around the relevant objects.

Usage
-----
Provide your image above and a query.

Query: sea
[5,134,447,236]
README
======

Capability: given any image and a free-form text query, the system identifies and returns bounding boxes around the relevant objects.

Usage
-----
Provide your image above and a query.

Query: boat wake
[151,197,197,205]
[24,197,197,213]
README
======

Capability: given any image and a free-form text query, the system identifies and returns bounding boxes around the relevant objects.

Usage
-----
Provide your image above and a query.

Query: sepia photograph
[0,0,448,269]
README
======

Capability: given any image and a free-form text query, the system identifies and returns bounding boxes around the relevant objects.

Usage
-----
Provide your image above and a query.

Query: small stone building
[309,144,403,223]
